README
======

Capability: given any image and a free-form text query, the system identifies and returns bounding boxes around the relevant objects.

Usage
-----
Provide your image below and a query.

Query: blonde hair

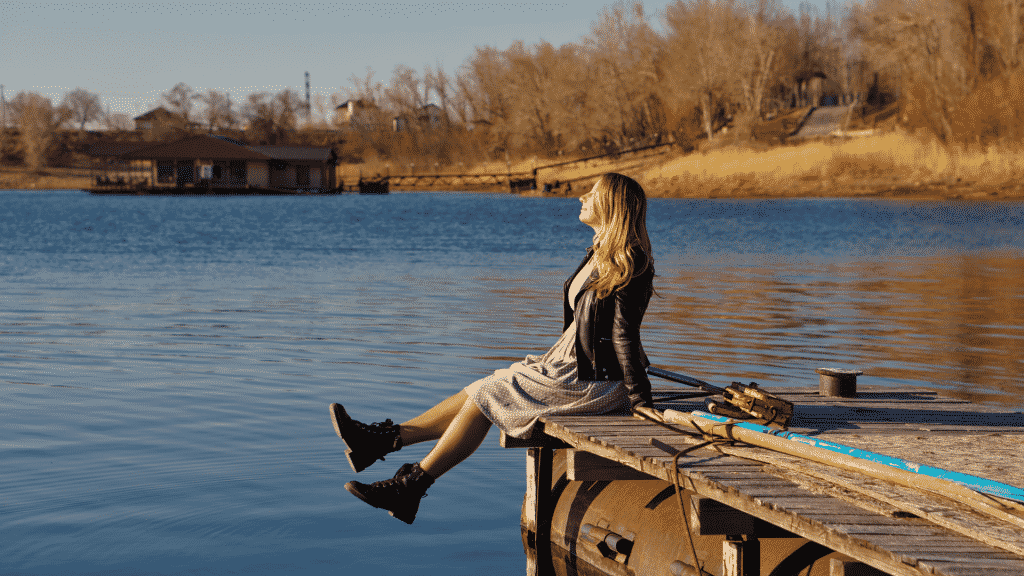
[588,173,653,299]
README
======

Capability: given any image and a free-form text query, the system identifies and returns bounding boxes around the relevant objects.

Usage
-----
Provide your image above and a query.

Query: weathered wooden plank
[713,478,812,488]
[537,413,1023,576]
[744,496,863,509]
[828,524,947,536]
[818,427,1024,435]
[809,432,1024,489]
[762,501,870,511]
[895,549,1023,559]
[566,449,656,481]
[677,472,784,483]
[849,542,1009,556]
[919,568,1024,576]
[916,558,1024,569]
[545,415,637,425]
[795,513,930,526]
[673,434,1024,557]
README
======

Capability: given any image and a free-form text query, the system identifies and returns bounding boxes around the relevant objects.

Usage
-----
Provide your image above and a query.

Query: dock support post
[723,536,759,576]
[523,447,554,576]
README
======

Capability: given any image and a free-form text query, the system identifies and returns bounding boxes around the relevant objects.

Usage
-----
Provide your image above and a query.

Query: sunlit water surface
[2,190,1022,575]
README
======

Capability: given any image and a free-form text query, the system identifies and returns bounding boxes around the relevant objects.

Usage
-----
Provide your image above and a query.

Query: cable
[638,411,736,576]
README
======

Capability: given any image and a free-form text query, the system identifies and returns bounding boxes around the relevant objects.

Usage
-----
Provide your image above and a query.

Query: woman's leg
[343,391,492,523]
[399,390,468,446]
[418,396,492,478]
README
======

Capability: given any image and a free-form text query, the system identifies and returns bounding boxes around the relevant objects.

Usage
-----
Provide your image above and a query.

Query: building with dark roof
[114,134,337,192]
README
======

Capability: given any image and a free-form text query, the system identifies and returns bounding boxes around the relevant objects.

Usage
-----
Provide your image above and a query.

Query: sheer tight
[398,390,492,479]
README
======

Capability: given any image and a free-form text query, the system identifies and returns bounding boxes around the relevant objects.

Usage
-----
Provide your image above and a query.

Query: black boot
[345,462,435,524]
[330,403,404,473]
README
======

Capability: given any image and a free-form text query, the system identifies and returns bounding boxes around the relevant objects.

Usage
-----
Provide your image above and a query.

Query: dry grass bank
[6,129,1024,201]
[0,167,92,190]
[640,130,1024,200]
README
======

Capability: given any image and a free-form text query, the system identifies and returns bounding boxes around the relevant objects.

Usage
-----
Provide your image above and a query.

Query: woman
[330,172,656,524]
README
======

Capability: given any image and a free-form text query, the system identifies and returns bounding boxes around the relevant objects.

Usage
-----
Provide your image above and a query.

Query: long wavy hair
[588,173,653,299]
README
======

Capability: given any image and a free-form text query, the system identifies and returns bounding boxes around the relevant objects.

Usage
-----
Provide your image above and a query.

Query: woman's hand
[632,406,663,423]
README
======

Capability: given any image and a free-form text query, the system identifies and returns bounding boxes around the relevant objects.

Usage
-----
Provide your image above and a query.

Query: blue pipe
[691,411,1024,504]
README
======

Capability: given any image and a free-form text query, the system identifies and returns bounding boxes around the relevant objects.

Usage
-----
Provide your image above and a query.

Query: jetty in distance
[504,368,1024,576]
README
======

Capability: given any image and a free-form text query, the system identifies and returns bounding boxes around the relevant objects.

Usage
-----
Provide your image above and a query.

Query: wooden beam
[567,449,656,481]
[830,558,889,576]
[500,430,568,449]
[689,497,795,538]
[691,497,756,536]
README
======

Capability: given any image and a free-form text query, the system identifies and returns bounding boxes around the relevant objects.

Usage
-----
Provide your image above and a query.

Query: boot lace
[358,418,396,434]
[369,466,429,498]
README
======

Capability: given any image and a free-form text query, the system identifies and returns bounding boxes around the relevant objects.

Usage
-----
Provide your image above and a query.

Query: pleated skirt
[465,320,629,439]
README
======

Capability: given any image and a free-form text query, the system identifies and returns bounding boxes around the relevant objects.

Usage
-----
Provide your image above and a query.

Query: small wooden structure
[87,134,337,194]
[505,374,1024,576]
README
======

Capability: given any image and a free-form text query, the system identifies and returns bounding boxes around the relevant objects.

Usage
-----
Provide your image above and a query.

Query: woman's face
[579,182,602,229]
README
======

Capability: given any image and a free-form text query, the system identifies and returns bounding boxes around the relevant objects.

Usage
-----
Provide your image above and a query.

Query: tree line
[4,0,1024,172]
[348,0,1024,163]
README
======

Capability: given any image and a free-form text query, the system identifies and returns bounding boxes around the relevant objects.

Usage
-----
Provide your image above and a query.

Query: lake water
[2,190,1023,575]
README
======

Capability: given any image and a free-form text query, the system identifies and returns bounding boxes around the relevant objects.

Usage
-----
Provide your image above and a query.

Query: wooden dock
[503,380,1024,576]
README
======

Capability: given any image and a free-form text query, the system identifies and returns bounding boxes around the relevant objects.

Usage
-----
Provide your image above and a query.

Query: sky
[1,1,836,122]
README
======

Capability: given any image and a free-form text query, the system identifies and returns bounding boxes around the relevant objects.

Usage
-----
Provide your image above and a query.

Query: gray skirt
[465,320,630,439]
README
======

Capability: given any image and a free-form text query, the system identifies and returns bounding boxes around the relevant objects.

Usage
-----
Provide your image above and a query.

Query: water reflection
[644,253,1024,405]
[2,191,1023,576]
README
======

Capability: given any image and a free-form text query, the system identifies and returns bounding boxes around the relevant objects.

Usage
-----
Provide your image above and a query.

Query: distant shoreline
[5,184,1020,201]
[6,132,1024,202]
[3,177,1021,201]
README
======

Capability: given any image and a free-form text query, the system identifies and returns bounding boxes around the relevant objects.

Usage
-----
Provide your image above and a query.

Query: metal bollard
[816,368,863,397]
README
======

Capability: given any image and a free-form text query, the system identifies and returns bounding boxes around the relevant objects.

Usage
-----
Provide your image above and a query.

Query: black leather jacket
[563,247,654,410]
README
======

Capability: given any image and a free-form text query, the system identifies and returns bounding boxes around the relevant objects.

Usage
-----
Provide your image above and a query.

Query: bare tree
[198,89,236,133]
[385,64,430,128]
[8,91,70,170]
[241,89,302,144]
[61,88,103,131]
[336,68,397,159]
[274,89,303,134]
[311,93,331,127]
[585,0,663,148]
[458,46,515,156]
[102,111,133,132]
[852,0,976,141]
[665,0,745,142]
[736,0,789,127]
[162,82,197,123]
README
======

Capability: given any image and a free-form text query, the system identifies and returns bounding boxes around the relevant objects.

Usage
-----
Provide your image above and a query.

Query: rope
[637,411,736,576]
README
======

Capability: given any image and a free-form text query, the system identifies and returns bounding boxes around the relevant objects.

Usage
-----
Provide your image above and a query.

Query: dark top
[563,247,654,410]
